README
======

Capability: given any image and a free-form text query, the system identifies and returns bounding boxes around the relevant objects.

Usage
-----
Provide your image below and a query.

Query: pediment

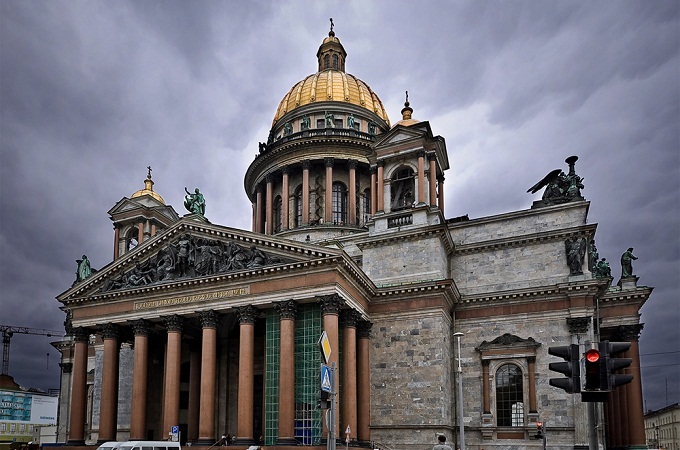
[108,196,164,215]
[60,220,343,301]
[373,122,433,149]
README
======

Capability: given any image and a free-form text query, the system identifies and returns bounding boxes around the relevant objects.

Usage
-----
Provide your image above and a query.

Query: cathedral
[54,25,652,450]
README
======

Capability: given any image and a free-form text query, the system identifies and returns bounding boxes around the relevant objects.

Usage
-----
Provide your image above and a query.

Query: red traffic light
[585,349,600,363]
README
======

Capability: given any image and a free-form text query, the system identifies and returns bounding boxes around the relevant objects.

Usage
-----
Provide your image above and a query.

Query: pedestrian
[432,435,453,450]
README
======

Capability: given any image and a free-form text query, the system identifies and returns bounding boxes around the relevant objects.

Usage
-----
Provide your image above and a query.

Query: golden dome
[271,23,390,126]
[272,72,390,126]
[131,167,166,204]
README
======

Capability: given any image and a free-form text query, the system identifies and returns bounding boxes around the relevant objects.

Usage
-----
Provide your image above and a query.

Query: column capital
[302,159,312,170]
[347,159,358,170]
[616,323,644,341]
[163,315,184,333]
[482,359,490,367]
[357,320,373,339]
[276,300,298,321]
[567,316,591,335]
[130,319,150,336]
[417,150,426,158]
[427,152,437,161]
[527,356,536,364]
[377,160,385,168]
[199,310,220,329]
[324,157,335,168]
[236,305,258,324]
[100,323,119,340]
[342,309,361,328]
[438,174,445,182]
[281,165,290,175]
[265,173,274,183]
[369,165,377,174]
[72,327,90,343]
[318,294,344,316]
[59,362,73,373]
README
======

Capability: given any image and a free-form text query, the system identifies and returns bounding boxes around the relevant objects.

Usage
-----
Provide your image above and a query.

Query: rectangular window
[264,310,280,446]
[334,119,343,128]
[316,119,325,129]
[294,305,323,445]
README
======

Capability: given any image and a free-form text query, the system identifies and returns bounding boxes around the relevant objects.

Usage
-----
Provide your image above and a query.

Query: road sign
[318,331,332,364]
[171,426,179,434]
[321,364,332,393]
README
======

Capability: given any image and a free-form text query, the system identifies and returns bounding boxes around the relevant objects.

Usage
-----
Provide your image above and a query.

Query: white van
[97,441,182,450]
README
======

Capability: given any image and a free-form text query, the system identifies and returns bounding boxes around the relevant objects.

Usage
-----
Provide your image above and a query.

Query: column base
[232,437,257,446]
[195,438,218,446]
[67,440,86,446]
[275,437,298,445]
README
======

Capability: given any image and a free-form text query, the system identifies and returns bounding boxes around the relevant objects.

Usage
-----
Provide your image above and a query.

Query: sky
[1,1,678,412]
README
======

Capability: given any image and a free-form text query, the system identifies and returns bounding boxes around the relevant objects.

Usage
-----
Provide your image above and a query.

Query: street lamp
[454,332,465,450]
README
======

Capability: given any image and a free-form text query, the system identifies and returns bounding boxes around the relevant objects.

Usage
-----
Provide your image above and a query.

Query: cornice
[354,223,453,252]
[458,278,605,306]
[454,224,597,255]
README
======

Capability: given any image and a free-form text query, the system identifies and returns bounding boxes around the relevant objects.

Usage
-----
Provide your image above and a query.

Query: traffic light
[599,340,633,390]
[534,421,544,439]
[583,347,602,391]
[548,344,580,393]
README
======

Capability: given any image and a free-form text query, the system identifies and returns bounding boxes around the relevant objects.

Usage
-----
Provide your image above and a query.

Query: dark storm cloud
[1,0,677,412]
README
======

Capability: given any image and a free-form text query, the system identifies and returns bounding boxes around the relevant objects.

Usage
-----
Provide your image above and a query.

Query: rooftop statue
[621,247,638,278]
[527,156,585,208]
[593,258,612,278]
[184,187,206,216]
[76,255,92,281]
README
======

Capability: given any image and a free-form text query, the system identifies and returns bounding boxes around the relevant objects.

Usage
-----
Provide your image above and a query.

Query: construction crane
[1,325,65,375]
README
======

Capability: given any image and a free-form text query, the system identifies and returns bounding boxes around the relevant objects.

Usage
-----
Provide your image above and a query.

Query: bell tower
[107,167,179,260]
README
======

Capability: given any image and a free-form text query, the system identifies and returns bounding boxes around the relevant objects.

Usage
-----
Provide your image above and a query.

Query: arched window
[332,182,347,224]
[496,364,524,427]
[362,188,371,224]
[323,54,330,70]
[126,226,139,252]
[390,167,415,211]
[273,195,282,233]
[332,54,338,69]
[294,185,303,227]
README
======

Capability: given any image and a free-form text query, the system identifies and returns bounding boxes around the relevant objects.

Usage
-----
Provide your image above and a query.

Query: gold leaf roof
[271,26,390,126]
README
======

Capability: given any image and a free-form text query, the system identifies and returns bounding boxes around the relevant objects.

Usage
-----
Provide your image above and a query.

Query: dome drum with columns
[245,26,449,244]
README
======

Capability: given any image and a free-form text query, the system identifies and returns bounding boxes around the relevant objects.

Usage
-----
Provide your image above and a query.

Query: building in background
[54,26,652,450]
[0,375,58,450]
[645,403,680,450]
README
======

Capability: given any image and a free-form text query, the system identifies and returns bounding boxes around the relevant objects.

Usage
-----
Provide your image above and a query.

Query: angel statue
[184,187,206,216]
[527,156,585,208]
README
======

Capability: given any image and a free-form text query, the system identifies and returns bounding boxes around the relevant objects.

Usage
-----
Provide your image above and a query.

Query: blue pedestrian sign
[320,364,332,393]
[171,426,179,434]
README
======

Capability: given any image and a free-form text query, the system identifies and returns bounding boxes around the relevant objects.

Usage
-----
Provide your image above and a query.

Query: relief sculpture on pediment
[100,234,285,292]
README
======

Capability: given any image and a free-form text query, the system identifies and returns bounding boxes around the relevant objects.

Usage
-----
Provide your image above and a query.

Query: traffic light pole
[326,362,337,450]
[587,402,598,450]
